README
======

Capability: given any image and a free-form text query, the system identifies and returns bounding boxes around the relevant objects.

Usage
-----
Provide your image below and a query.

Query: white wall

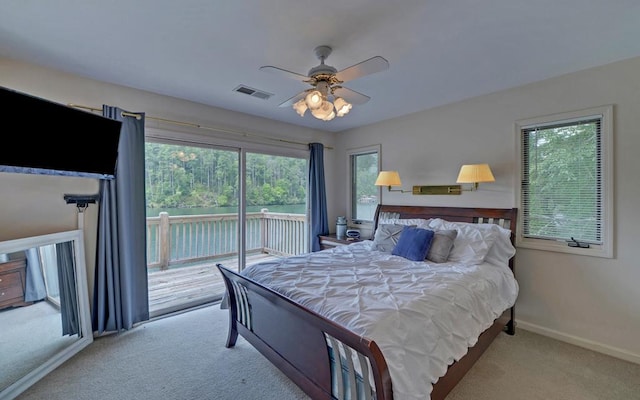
[3,55,639,364]
[0,58,336,302]
[335,56,640,363]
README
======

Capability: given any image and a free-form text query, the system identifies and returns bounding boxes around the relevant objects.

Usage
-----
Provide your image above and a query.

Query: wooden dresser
[0,258,31,309]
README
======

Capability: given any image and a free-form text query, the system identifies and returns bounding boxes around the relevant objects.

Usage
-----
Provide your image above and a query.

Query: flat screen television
[1,86,122,179]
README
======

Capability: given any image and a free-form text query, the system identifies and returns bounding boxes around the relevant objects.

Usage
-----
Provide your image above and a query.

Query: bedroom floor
[447,328,640,400]
[14,304,640,400]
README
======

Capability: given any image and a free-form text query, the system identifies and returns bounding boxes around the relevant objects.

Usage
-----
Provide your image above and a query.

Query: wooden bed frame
[217,204,518,400]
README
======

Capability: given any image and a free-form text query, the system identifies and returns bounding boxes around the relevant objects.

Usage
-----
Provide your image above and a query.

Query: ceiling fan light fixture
[293,99,308,116]
[334,97,352,117]
[310,108,325,119]
[323,109,336,121]
[266,45,389,122]
[311,100,334,120]
[305,90,323,110]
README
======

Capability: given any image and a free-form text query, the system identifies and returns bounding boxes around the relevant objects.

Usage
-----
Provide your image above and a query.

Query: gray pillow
[373,224,412,252]
[426,229,458,263]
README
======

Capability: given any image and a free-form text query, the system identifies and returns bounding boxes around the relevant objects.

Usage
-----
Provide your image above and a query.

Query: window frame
[346,144,381,227]
[515,105,614,258]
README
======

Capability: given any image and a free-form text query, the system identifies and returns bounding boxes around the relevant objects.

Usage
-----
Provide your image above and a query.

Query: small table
[318,234,362,250]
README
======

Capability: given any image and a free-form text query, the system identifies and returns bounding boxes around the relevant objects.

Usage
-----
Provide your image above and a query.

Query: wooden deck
[147,253,282,317]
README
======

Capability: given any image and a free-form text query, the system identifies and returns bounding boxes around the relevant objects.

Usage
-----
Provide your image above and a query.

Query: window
[347,145,380,223]
[516,105,613,258]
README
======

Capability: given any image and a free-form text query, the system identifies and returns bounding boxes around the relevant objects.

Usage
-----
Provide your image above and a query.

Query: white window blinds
[521,116,602,244]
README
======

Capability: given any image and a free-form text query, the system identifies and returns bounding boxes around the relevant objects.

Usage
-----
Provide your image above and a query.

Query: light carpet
[16,304,640,400]
[1,301,77,392]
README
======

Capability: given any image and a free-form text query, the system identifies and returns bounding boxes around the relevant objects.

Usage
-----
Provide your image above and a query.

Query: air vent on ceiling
[233,85,273,100]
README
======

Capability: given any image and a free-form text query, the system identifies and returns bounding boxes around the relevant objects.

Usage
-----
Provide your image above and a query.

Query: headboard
[374,204,517,236]
[373,204,518,270]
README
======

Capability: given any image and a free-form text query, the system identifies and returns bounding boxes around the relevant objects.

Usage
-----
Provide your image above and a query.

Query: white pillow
[484,226,515,266]
[429,218,516,265]
[428,218,512,238]
[428,219,500,265]
[440,221,515,266]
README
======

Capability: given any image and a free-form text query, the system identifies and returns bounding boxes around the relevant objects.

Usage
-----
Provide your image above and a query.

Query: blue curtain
[57,241,79,336]
[308,143,329,252]
[92,106,149,334]
[24,247,46,302]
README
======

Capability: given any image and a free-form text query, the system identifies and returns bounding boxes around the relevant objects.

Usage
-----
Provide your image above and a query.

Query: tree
[525,121,598,240]
[145,143,307,211]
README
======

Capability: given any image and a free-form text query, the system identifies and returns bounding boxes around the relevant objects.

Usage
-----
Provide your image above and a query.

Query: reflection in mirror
[0,230,93,400]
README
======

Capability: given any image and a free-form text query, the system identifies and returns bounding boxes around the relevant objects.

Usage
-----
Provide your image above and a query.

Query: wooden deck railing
[146,210,307,270]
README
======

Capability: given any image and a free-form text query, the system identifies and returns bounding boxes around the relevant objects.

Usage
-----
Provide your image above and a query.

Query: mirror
[0,230,93,400]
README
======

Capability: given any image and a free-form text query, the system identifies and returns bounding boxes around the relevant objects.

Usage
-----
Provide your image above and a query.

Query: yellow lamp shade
[456,164,495,183]
[375,171,402,187]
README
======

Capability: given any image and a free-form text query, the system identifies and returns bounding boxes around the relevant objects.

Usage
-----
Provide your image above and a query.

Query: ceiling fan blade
[332,86,370,105]
[335,56,389,83]
[278,91,308,108]
[259,66,308,81]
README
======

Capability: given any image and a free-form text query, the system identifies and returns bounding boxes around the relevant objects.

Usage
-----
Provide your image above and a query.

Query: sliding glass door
[145,142,240,315]
[244,151,308,268]
[144,141,308,316]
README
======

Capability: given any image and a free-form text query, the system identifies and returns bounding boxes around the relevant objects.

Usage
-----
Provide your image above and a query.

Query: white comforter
[240,240,519,400]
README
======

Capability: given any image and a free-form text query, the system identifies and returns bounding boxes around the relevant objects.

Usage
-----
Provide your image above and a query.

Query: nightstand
[318,234,362,250]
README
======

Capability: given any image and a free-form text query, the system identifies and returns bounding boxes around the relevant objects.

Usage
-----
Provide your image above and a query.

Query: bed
[217,204,518,400]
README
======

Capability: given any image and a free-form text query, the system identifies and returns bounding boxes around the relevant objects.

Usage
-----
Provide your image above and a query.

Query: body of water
[149,203,379,222]
[147,204,307,217]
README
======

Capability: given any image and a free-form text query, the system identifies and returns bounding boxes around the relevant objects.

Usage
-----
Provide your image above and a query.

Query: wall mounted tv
[1,86,121,179]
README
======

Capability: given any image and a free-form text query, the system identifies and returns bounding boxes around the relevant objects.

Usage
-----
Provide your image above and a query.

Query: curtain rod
[67,103,333,150]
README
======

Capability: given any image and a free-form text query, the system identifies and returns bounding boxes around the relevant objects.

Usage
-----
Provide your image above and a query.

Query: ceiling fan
[260,45,389,121]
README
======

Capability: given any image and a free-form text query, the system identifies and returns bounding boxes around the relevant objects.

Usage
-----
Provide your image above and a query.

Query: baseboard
[516,320,640,365]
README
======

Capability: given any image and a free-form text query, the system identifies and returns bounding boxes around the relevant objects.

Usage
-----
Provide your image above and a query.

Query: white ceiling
[1,0,640,133]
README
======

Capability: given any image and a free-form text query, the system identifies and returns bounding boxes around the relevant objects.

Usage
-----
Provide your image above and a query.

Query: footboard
[216,264,393,400]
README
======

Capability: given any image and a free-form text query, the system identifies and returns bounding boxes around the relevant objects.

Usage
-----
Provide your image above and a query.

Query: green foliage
[354,152,378,199]
[145,143,307,209]
[525,121,599,240]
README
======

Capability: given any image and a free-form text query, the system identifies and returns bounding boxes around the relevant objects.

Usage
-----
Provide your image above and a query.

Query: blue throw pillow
[391,226,435,261]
